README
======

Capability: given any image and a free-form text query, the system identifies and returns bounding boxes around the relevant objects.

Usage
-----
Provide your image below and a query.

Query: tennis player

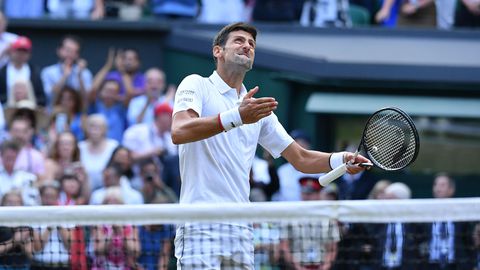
[171,22,371,269]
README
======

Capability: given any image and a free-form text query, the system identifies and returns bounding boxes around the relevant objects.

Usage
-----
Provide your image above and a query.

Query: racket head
[361,107,419,171]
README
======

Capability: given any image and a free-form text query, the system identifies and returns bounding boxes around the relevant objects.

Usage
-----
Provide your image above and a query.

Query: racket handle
[318,163,347,186]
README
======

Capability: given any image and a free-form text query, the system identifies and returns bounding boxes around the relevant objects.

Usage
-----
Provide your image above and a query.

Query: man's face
[1,149,18,171]
[216,30,255,71]
[145,70,165,94]
[10,49,31,64]
[58,38,80,63]
[41,187,59,206]
[103,168,120,187]
[123,50,140,73]
[10,120,32,145]
[433,176,454,198]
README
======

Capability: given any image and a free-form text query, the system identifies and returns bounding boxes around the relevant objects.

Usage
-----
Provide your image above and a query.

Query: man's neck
[216,67,245,95]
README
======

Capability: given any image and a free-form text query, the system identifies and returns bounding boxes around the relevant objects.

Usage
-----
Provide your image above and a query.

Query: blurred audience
[150,0,198,20]
[53,87,86,141]
[139,158,177,204]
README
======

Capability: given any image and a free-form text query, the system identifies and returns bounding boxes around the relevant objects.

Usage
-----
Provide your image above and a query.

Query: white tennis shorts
[175,222,254,270]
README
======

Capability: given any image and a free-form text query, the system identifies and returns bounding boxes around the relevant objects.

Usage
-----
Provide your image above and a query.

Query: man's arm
[281,141,370,175]
[171,86,277,144]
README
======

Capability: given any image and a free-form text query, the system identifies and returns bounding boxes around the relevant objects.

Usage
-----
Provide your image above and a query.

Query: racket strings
[364,111,417,170]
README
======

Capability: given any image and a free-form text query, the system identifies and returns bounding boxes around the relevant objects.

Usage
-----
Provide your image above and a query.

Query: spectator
[79,114,118,191]
[396,0,436,28]
[0,140,39,206]
[107,145,137,186]
[367,179,392,199]
[198,0,246,23]
[53,87,86,141]
[7,117,46,177]
[41,35,92,108]
[58,173,88,205]
[454,0,480,28]
[140,158,177,204]
[421,173,473,270]
[375,0,402,27]
[123,102,179,194]
[32,181,72,269]
[272,129,323,202]
[0,189,34,270]
[150,0,198,19]
[89,163,143,205]
[91,186,141,269]
[6,80,37,108]
[88,78,128,142]
[103,48,145,97]
[279,177,340,270]
[300,0,351,27]
[249,151,280,202]
[3,0,45,19]
[127,67,174,126]
[0,36,47,107]
[0,11,18,68]
[43,131,83,184]
[47,0,104,19]
[370,182,422,270]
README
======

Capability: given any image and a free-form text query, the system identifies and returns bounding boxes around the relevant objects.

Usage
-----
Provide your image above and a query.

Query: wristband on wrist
[219,107,243,132]
[329,152,345,170]
[217,113,224,131]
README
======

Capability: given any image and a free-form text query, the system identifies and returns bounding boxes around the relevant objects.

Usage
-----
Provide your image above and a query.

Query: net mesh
[364,109,418,170]
[1,198,479,269]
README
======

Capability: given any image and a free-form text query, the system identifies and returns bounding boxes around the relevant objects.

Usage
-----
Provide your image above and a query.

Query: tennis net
[1,198,479,269]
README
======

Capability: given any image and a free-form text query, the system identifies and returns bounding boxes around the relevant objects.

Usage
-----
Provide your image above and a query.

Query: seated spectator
[3,0,45,19]
[140,158,177,204]
[0,190,34,269]
[79,114,118,191]
[58,173,88,205]
[0,140,39,206]
[107,145,137,187]
[0,36,46,107]
[6,80,37,108]
[91,186,141,269]
[455,0,480,28]
[32,181,72,269]
[41,35,92,108]
[102,48,145,97]
[42,131,86,188]
[89,163,143,205]
[150,0,198,19]
[123,102,179,194]
[127,68,175,126]
[0,11,18,69]
[53,87,86,141]
[249,151,279,202]
[367,179,392,199]
[47,0,103,19]
[7,116,45,177]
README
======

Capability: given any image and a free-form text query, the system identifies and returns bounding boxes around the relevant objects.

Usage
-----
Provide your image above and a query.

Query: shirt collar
[209,71,247,97]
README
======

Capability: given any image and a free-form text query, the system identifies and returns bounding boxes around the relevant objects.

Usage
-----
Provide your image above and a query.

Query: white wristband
[219,107,243,132]
[329,152,345,170]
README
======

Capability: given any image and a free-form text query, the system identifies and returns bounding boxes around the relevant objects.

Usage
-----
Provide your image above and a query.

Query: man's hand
[239,86,278,124]
[344,152,372,175]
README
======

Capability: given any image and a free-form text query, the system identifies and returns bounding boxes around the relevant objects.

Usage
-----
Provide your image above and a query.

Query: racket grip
[318,163,347,186]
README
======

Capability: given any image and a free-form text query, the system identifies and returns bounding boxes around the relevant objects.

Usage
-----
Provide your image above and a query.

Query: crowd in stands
[1,0,479,29]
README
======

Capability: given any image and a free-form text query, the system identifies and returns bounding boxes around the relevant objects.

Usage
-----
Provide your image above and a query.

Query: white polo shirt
[173,71,293,204]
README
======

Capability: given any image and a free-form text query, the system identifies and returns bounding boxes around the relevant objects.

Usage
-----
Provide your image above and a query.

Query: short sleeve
[173,74,204,117]
[258,114,294,159]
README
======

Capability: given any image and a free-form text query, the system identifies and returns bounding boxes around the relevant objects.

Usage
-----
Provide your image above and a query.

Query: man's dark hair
[212,22,257,66]
[435,172,456,190]
[0,139,20,154]
[60,34,83,51]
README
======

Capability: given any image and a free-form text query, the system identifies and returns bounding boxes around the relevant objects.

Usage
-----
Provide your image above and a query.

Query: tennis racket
[319,107,420,186]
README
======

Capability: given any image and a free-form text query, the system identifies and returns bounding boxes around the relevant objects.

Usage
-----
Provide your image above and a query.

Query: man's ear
[213,45,223,60]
